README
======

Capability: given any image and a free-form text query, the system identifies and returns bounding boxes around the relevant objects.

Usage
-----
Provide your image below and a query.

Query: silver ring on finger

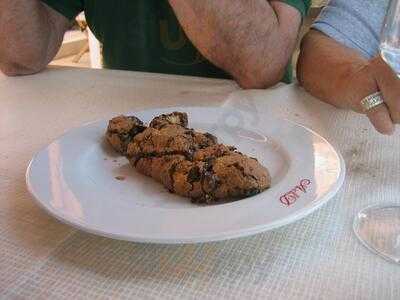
[360,92,385,112]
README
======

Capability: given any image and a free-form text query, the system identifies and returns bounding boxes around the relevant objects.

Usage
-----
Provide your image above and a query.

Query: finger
[372,56,400,123]
[365,103,395,135]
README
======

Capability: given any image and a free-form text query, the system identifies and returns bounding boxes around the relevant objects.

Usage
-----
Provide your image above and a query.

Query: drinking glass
[353,0,400,264]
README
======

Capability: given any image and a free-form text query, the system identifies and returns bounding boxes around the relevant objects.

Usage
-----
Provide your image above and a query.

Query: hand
[347,56,400,135]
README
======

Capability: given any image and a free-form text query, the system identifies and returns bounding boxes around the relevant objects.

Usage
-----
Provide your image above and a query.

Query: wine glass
[380,0,400,75]
[353,0,400,264]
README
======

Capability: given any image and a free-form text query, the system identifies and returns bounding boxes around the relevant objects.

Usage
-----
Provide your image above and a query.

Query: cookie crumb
[115,175,126,181]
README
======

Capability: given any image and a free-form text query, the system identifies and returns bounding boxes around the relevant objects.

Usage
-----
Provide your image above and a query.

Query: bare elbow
[235,64,286,90]
[1,63,26,76]
[0,64,19,76]
[235,4,299,90]
[0,59,46,76]
[233,42,291,89]
[0,44,49,76]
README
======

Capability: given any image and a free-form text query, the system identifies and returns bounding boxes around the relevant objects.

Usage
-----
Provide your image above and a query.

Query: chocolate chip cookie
[106,112,270,203]
[106,115,146,155]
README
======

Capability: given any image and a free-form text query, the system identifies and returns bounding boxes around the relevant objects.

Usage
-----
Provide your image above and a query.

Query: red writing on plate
[280,179,312,206]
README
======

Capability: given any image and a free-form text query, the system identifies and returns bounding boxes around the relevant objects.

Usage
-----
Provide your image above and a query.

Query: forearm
[0,1,67,75]
[297,30,377,110]
[168,0,301,89]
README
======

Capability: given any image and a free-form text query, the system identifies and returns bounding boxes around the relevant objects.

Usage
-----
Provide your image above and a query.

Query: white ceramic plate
[26,107,345,244]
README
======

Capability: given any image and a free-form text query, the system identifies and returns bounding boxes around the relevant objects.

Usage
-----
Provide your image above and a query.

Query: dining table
[1,66,399,299]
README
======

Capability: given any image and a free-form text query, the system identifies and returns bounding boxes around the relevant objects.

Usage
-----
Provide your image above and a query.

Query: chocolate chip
[232,162,246,177]
[119,133,131,144]
[187,166,201,183]
[204,132,218,143]
[128,116,144,126]
[185,129,195,137]
[204,157,215,170]
[129,124,146,137]
[245,188,260,197]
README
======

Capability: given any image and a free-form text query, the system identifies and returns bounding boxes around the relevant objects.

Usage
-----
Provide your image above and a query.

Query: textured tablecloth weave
[1,67,399,299]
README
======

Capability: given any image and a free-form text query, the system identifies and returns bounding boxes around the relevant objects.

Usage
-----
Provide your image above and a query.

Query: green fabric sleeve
[282,0,311,18]
[40,0,84,20]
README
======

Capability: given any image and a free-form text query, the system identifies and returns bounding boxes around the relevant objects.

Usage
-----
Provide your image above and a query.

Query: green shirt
[42,0,310,83]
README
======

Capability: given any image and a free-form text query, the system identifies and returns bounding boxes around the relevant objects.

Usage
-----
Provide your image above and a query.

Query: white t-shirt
[312,0,390,59]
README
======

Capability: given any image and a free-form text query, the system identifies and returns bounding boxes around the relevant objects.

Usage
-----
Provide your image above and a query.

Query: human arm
[168,0,303,89]
[0,1,70,76]
[297,29,398,135]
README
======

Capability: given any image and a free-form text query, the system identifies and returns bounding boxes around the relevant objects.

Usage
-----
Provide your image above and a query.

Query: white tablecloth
[1,67,399,299]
